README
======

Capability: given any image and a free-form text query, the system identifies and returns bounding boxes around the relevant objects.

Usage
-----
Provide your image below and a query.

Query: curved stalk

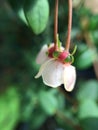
[54,0,59,49]
[65,0,72,51]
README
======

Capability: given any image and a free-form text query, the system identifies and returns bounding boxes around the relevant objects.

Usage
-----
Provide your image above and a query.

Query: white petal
[42,60,64,88]
[35,59,55,78]
[63,65,76,92]
[36,43,64,65]
[36,44,48,64]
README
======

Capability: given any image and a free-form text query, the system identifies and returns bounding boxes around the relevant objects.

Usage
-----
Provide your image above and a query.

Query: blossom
[35,44,76,92]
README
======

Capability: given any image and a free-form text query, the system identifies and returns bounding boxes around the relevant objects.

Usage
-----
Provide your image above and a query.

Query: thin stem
[56,110,83,130]
[54,0,58,48]
[65,0,72,51]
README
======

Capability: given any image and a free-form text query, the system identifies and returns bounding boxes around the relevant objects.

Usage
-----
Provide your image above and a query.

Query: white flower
[35,44,76,92]
[36,44,49,64]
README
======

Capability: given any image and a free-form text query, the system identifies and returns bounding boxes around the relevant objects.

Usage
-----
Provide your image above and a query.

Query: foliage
[0,0,98,130]
[0,87,20,130]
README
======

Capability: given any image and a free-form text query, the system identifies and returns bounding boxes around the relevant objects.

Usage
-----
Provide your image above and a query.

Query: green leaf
[78,99,98,119]
[90,31,98,45]
[7,0,27,24]
[50,89,65,110]
[0,87,20,130]
[76,80,98,101]
[80,118,98,130]
[39,90,58,115]
[88,15,98,30]
[24,0,49,34]
[21,90,37,121]
[31,110,47,130]
[17,8,28,24]
[75,47,97,69]
[53,51,60,58]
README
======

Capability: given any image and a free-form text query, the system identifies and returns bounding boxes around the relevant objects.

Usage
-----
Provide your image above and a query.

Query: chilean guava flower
[35,42,76,92]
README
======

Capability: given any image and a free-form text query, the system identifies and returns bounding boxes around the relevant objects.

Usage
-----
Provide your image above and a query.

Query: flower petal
[42,60,64,88]
[63,65,76,92]
[36,43,65,65]
[35,59,55,78]
[36,44,48,64]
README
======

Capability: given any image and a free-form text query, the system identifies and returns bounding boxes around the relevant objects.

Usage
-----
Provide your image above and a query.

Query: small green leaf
[75,48,97,69]
[90,31,98,45]
[31,110,47,130]
[0,87,20,130]
[77,80,98,101]
[80,118,98,130]
[53,51,60,58]
[64,55,74,63]
[39,90,58,115]
[21,90,37,121]
[7,0,27,24]
[64,56,71,62]
[88,15,98,30]
[17,8,28,24]
[57,34,62,49]
[78,99,98,119]
[24,0,49,34]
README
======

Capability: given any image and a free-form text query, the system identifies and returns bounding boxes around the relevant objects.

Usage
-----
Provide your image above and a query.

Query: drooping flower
[35,43,76,92]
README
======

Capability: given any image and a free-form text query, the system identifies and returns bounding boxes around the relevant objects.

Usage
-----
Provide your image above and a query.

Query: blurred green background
[0,0,98,130]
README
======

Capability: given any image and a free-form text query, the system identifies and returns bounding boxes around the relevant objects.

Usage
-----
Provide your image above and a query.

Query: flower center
[48,46,56,58]
[58,51,69,61]
[47,46,73,64]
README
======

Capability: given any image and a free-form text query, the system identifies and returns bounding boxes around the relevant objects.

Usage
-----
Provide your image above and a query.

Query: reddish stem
[65,0,72,51]
[54,0,58,50]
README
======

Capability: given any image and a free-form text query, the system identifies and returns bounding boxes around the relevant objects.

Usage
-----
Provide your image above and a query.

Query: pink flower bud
[48,46,56,58]
[58,51,69,61]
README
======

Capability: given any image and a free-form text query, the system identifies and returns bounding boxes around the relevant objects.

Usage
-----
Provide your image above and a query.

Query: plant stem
[65,0,72,51]
[56,110,83,130]
[54,0,58,49]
